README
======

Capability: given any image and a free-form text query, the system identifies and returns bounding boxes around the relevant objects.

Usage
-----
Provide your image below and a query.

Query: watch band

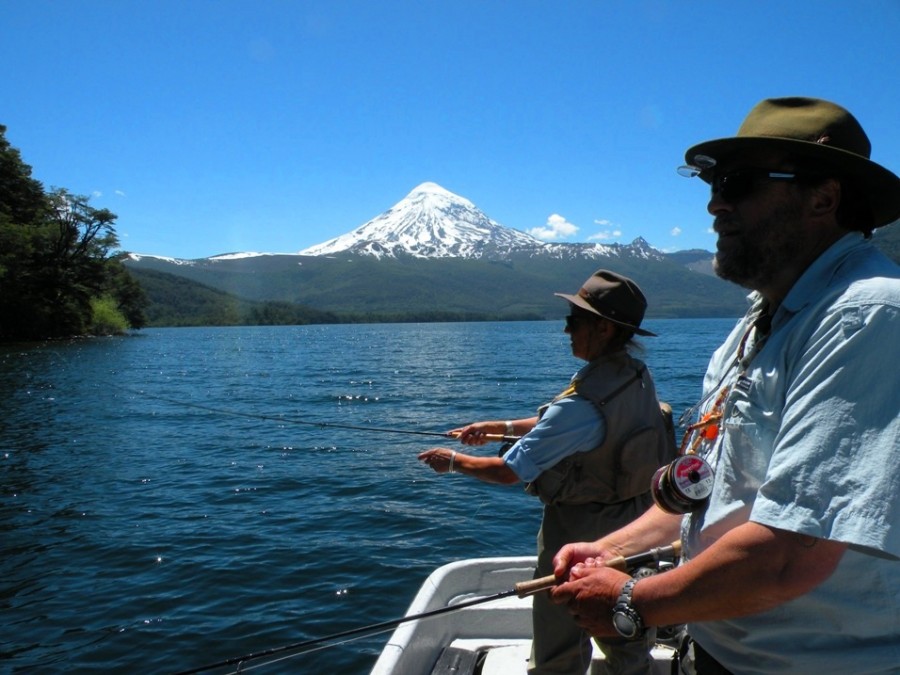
[612,578,646,640]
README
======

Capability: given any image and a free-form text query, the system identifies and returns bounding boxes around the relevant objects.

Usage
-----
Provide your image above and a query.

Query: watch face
[612,611,637,638]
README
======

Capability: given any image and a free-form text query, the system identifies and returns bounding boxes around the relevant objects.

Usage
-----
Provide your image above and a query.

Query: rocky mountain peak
[298,182,543,259]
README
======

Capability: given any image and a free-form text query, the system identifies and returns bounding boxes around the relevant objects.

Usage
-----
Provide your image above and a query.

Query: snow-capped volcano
[299,182,545,259]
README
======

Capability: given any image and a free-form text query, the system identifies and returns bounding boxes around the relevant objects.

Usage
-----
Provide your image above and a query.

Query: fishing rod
[171,541,681,675]
[120,386,519,443]
[172,590,516,675]
[516,540,681,595]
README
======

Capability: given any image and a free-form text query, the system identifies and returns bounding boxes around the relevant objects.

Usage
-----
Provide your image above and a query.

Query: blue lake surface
[0,319,736,674]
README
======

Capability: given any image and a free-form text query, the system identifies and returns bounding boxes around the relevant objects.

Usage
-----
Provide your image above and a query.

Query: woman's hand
[417,447,457,473]
[447,422,497,446]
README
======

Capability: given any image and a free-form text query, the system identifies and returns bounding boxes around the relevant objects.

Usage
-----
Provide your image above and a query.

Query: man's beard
[712,201,805,290]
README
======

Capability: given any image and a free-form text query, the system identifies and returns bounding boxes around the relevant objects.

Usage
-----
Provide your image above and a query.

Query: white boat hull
[371,556,676,675]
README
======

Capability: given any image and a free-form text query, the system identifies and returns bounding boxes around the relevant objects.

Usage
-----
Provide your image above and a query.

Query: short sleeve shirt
[502,363,606,483]
[684,234,900,673]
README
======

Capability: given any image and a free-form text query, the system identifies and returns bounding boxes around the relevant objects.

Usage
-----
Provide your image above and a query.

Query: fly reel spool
[651,455,715,514]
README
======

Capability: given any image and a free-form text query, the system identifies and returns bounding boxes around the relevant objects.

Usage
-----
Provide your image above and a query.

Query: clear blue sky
[3,1,899,259]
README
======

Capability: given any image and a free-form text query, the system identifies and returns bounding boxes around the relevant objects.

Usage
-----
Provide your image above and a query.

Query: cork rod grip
[447,432,518,443]
[513,540,682,597]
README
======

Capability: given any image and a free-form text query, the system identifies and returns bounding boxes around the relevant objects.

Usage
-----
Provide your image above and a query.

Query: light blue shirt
[502,362,606,483]
[684,233,900,673]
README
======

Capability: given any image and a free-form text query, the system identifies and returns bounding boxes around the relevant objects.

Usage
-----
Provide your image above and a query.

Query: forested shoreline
[0,126,146,341]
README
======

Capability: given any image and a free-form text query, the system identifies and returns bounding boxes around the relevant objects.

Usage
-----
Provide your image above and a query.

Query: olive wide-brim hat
[682,97,900,227]
[555,269,657,337]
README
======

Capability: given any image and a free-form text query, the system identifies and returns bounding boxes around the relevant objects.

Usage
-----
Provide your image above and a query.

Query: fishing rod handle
[447,432,519,443]
[514,540,681,597]
[515,556,626,597]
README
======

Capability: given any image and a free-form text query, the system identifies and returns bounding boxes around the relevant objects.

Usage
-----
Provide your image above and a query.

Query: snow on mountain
[127,253,197,266]
[129,182,668,263]
[299,182,546,259]
[298,182,666,262]
[127,251,291,265]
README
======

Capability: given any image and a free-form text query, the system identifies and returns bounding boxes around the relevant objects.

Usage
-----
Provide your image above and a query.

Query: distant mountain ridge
[302,181,673,263]
[130,182,671,264]
[122,182,746,323]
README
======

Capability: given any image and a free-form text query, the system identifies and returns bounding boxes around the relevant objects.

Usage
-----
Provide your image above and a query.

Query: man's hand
[550,565,631,637]
[552,540,619,578]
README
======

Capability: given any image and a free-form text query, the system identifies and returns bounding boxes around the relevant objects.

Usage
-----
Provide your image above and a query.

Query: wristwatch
[611,578,646,640]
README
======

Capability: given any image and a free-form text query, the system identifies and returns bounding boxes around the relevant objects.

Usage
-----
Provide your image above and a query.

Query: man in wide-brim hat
[549,97,900,675]
[682,97,900,230]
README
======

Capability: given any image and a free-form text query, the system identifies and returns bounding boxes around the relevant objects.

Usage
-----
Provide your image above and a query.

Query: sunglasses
[565,314,593,331]
[710,168,798,203]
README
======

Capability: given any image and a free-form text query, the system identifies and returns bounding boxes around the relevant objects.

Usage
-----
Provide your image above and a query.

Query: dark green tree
[0,124,45,227]
[0,124,48,338]
[0,126,146,340]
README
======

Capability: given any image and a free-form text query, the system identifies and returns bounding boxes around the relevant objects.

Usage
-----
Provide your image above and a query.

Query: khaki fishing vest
[526,353,675,506]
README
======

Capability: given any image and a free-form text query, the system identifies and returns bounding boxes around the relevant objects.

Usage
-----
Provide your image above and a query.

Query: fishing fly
[653,313,771,514]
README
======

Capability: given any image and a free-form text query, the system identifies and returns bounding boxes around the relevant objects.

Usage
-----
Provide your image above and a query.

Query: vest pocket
[525,459,575,505]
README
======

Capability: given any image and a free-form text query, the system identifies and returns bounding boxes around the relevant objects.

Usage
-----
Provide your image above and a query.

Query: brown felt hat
[682,97,900,227]
[555,269,656,337]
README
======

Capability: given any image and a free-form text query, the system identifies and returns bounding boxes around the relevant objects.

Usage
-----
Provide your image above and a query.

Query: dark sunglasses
[565,314,593,331]
[710,168,798,203]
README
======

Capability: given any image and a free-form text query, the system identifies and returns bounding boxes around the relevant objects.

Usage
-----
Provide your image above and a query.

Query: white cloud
[528,213,579,241]
[671,227,682,237]
[588,228,622,242]
[586,218,622,242]
[92,190,103,198]
[115,190,126,197]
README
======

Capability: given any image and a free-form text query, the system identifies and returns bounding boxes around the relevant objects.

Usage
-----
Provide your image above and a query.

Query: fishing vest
[526,352,675,506]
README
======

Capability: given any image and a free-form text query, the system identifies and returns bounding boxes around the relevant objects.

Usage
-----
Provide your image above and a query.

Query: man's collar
[772,232,867,321]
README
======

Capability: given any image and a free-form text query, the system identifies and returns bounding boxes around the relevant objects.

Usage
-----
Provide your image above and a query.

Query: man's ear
[808,178,842,217]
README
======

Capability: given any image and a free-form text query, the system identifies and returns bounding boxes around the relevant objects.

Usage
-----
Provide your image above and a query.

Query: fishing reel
[628,559,683,645]
[630,562,674,579]
[651,454,715,515]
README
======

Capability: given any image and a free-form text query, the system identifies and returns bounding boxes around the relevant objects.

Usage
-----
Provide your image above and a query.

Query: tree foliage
[128,267,341,327]
[0,125,146,340]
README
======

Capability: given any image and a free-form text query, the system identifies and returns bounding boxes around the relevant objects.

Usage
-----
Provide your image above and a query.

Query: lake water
[0,319,736,674]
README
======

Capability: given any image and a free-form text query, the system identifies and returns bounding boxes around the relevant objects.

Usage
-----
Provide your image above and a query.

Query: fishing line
[113,383,497,441]
[36,345,521,443]
[250,626,400,672]
[205,625,401,675]
[171,589,520,675]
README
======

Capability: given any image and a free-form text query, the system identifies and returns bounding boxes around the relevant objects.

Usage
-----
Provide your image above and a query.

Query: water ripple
[0,320,732,673]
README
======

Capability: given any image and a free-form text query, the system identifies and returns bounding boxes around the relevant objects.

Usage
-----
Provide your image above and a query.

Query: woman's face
[564,308,606,361]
